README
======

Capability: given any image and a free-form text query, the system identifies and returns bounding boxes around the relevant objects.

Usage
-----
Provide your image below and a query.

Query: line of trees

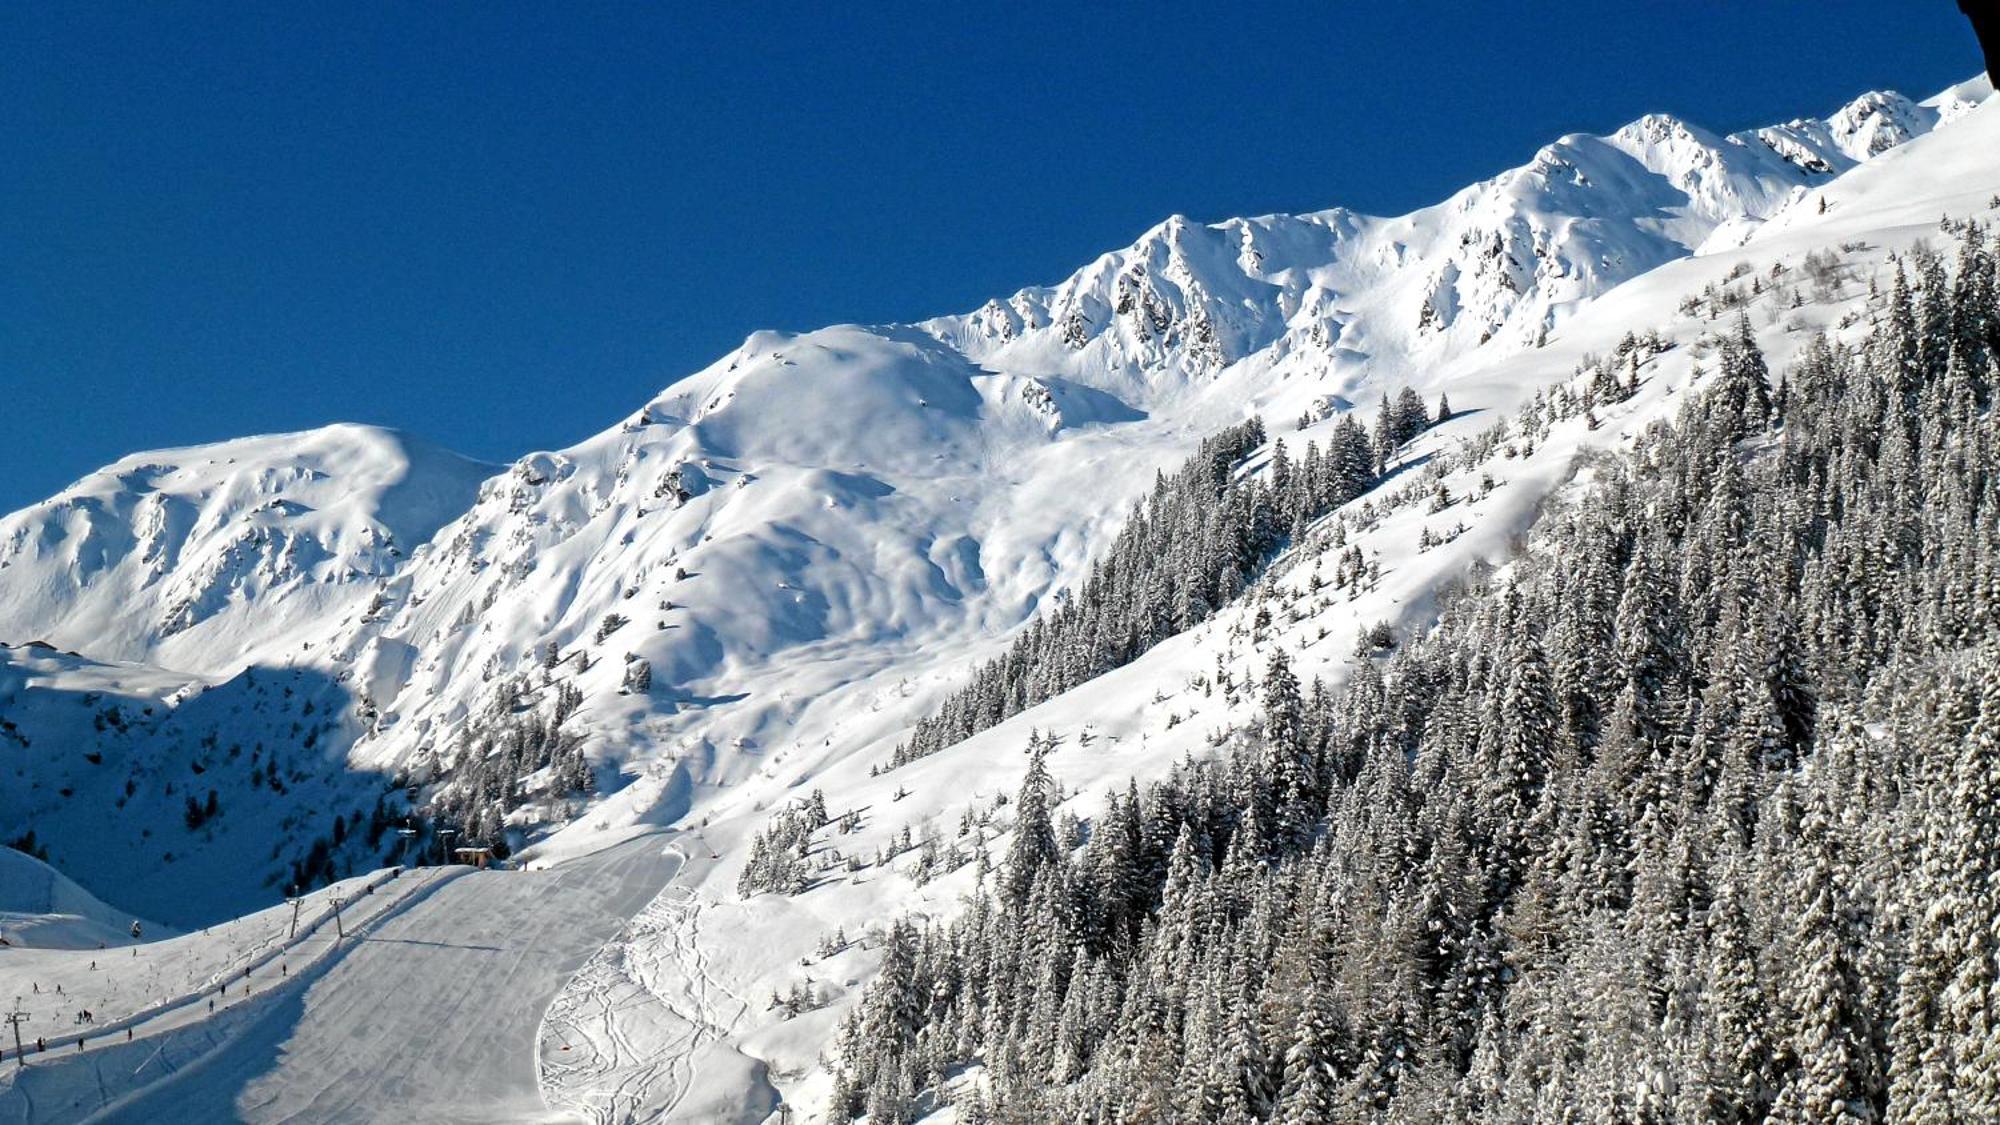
[893,387,1446,771]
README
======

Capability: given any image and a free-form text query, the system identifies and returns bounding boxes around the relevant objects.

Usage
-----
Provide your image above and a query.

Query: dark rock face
[1966,0,2000,87]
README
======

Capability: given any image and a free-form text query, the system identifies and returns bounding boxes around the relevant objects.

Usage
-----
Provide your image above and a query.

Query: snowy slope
[0,75,1991,1123]
[51,837,681,1125]
[326,324,1142,773]
[534,83,2000,1121]
[308,77,1988,836]
[0,77,1980,924]
[0,425,494,678]
[0,845,167,950]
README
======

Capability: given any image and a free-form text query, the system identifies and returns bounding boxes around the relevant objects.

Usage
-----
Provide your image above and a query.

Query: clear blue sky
[1,3,1984,510]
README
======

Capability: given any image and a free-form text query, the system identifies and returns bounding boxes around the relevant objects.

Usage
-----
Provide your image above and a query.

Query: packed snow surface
[0,833,680,1123]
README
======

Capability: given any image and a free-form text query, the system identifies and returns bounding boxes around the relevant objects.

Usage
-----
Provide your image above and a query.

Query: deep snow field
[0,75,1993,1123]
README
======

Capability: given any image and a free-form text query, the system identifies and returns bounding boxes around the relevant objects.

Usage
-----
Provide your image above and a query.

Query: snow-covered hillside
[532,80,2000,1120]
[0,74,1994,1123]
[0,843,167,950]
[0,425,494,677]
[0,638,420,925]
[0,76,1984,913]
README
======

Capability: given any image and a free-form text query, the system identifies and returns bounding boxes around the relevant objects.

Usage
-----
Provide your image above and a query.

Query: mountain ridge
[0,76,1988,925]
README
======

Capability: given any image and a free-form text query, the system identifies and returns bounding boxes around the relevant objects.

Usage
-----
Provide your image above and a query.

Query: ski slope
[0,832,679,1124]
[0,868,402,1053]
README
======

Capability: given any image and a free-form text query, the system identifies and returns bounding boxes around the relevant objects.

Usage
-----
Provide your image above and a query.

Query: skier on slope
[129,920,142,940]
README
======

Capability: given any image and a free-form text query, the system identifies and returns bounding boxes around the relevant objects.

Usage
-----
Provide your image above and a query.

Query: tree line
[893,386,1447,771]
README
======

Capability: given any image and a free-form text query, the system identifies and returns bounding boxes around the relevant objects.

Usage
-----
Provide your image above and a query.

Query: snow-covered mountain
[930,80,1988,394]
[653,79,2000,1122]
[0,425,494,677]
[0,80,1986,928]
[2,71,1998,1123]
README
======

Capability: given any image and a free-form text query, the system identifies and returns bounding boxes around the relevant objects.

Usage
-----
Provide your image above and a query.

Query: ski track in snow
[539,846,763,1124]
